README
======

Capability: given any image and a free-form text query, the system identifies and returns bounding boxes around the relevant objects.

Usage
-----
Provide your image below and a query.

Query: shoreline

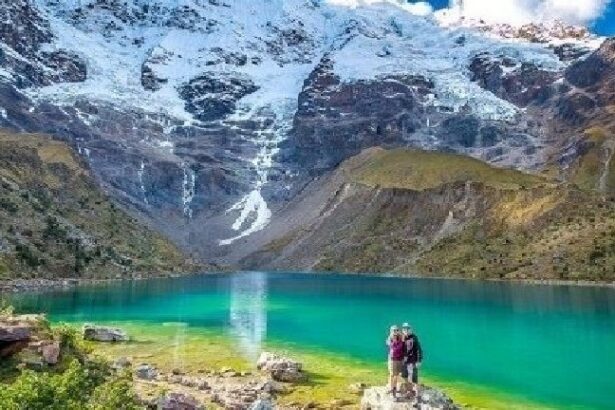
[2,269,614,294]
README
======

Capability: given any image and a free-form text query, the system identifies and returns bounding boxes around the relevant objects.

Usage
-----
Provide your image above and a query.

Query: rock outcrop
[0,315,35,357]
[361,386,459,410]
[256,352,305,383]
[82,324,129,342]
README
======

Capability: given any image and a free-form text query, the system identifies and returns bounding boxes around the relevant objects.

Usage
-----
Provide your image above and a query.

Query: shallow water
[6,272,615,409]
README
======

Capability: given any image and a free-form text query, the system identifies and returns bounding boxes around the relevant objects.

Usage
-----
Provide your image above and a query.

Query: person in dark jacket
[401,322,423,398]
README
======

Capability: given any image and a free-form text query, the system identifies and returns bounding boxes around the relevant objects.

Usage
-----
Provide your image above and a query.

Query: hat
[402,322,411,329]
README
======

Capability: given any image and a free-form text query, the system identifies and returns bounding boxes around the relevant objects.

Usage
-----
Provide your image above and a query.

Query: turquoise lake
[5,272,615,409]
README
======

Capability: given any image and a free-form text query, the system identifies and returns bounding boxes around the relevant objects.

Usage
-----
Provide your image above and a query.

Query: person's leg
[412,364,419,398]
[406,363,415,397]
[387,361,395,393]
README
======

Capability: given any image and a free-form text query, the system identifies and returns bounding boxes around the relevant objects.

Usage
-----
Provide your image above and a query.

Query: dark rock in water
[82,324,129,342]
[178,72,258,121]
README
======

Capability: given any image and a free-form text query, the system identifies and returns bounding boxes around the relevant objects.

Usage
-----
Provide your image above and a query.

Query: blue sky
[414,0,615,35]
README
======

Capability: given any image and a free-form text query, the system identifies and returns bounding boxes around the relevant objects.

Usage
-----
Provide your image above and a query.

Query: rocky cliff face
[0,0,612,270]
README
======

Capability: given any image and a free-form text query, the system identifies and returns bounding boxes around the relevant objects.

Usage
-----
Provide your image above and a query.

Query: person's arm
[416,336,423,365]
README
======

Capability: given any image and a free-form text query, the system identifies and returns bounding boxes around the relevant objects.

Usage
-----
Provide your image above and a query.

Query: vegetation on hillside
[285,148,615,281]
[351,148,546,191]
[567,127,615,192]
[0,132,191,280]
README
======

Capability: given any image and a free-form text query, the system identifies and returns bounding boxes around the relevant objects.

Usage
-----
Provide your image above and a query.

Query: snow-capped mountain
[0,0,608,263]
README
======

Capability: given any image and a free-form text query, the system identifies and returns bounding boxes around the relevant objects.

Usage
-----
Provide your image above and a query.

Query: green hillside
[0,132,193,280]
[351,148,546,191]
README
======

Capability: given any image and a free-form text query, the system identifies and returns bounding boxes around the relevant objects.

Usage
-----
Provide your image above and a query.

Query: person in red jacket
[386,325,405,396]
[401,322,423,399]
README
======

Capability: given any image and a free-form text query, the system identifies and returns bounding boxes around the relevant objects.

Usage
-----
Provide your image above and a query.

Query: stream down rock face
[361,386,459,410]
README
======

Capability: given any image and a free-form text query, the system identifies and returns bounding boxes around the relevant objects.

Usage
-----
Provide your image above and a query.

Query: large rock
[256,352,305,382]
[39,340,60,365]
[361,386,459,410]
[82,324,129,342]
[157,392,203,410]
[0,323,32,342]
[0,315,36,358]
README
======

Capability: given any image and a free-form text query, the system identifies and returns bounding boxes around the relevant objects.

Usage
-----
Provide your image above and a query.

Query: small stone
[249,398,274,410]
[157,392,203,410]
[135,363,158,380]
[112,356,132,370]
[171,368,184,376]
[349,382,368,395]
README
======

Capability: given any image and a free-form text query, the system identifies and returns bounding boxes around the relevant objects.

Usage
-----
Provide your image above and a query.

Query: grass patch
[351,149,545,191]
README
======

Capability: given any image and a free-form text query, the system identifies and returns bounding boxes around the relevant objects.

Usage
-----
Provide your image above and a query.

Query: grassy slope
[352,148,545,190]
[315,148,615,281]
[0,131,191,280]
[567,127,615,192]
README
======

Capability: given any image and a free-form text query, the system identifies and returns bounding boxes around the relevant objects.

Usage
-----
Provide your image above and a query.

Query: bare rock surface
[361,386,459,410]
[157,392,204,410]
[136,363,159,380]
[82,324,129,342]
[256,352,305,382]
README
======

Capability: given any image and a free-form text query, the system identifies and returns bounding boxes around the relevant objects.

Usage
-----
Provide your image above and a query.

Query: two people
[386,323,423,399]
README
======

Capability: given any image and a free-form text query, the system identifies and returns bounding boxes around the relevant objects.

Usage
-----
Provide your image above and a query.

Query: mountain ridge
[0,0,614,277]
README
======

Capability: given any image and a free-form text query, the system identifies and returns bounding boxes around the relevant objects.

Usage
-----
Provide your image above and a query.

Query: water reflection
[229,272,267,360]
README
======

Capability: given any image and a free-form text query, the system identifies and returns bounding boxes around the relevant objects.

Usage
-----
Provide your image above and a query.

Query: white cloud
[446,0,611,26]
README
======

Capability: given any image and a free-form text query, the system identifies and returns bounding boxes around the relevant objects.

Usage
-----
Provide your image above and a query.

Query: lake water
[6,272,615,409]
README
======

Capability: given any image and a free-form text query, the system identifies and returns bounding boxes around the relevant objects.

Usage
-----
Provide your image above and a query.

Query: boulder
[135,363,158,380]
[0,316,36,358]
[361,386,459,410]
[157,392,203,410]
[40,340,60,365]
[82,324,129,342]
[0,323,32,342]
[256,352,305,383]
